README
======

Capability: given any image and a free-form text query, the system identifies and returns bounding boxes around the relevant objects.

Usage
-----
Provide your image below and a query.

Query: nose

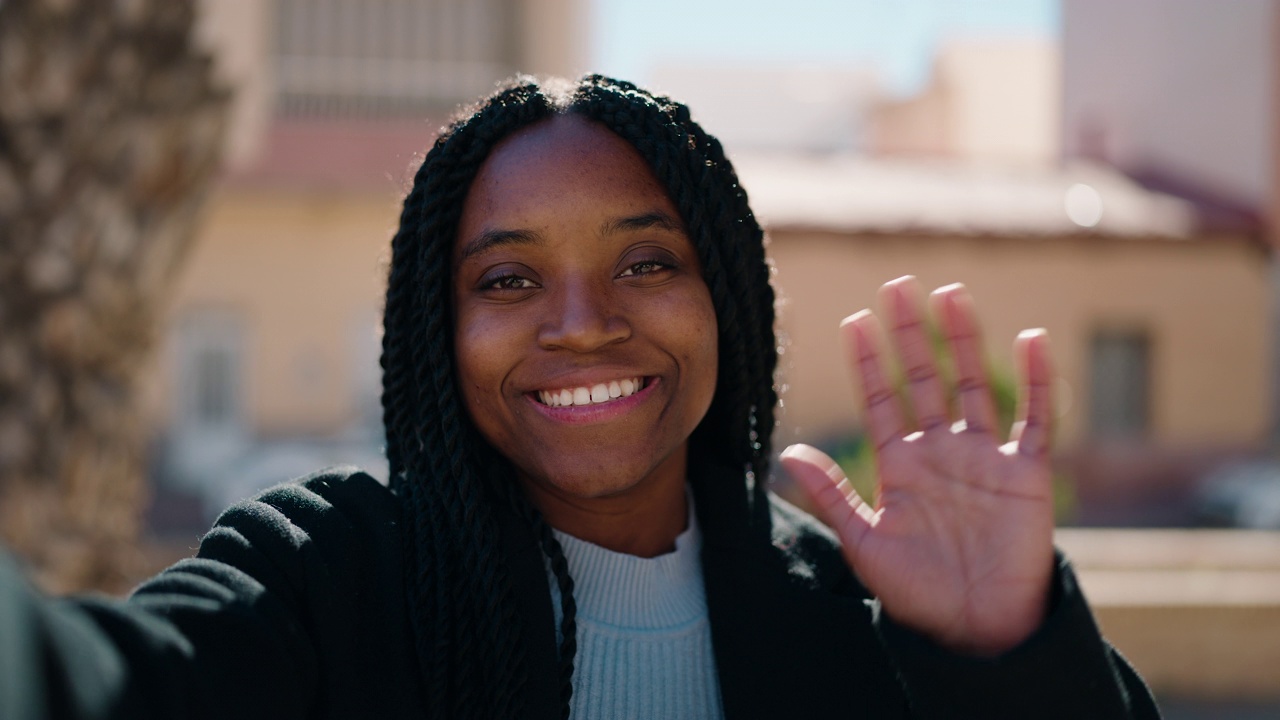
[537,279,631,352]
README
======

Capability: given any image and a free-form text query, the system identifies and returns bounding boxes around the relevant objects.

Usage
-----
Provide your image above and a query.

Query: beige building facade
[770,229,1269,448]
[154,188,396,436]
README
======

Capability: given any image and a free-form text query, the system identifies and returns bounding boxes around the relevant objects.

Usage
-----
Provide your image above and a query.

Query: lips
[535,377,647,407]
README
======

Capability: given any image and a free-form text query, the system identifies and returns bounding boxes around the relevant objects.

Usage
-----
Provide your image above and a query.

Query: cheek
[674,288,720,407]
[453,314,509,427]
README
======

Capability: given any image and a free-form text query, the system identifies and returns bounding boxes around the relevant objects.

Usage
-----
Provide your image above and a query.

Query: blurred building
[706,11,1274,526]
[867,37,1060,164]
[1062,0,1273,228]
[144,0,588,529]
[750,155,1268,526]
[1057,0,1279,523]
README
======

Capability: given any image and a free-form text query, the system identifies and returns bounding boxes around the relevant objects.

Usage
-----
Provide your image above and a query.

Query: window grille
[1089,330,1150,438]
[274,0,516,118]
[175,308,245,433]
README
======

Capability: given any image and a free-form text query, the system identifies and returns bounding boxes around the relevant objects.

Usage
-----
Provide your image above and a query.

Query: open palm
[781,276,1056,657]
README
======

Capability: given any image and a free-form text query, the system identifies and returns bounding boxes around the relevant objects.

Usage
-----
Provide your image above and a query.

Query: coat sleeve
[0,474,391,720]
[872,552,1162,720]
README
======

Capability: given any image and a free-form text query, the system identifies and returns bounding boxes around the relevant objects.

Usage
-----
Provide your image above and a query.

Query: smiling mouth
[535,377,648,407]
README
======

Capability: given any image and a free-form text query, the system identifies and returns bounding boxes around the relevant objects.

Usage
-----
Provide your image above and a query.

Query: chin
[534,465,646,500]
[517,448,684,503]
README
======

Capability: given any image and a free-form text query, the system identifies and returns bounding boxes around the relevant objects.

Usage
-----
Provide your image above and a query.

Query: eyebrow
[599,211,686,237]
[457,228,543,264]
[456,211,686,265]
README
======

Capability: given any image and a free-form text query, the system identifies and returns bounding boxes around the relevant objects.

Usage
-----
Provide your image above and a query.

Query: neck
[520,449,689,558]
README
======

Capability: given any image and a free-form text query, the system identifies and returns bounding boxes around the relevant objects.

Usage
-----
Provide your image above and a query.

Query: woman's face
[452,114,718,503]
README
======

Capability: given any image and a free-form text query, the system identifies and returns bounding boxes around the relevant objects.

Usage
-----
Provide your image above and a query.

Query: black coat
[7,465,1160,719]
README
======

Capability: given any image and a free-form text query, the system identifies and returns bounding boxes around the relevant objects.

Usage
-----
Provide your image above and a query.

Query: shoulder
[195,465,403,577]
[215,465,397,531]
[765,491,866,596]
[120,467,413,717]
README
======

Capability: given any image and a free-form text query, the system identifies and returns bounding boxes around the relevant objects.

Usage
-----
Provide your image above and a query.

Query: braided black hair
[380,74,777,718]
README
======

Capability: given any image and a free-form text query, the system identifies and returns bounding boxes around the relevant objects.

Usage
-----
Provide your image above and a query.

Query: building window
[273,0,516,118]
[193,346,236,425]
[1089,330,1150,438]
[175,308,245,433]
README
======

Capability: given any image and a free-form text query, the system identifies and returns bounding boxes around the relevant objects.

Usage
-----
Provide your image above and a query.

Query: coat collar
[691,457,909,719]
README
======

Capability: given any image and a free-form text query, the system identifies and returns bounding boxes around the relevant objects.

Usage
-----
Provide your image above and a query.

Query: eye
[480,271,539,291]
[617,259,674,278]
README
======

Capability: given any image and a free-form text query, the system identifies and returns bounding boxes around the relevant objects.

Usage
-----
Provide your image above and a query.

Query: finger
[1010,328,1054,458]
[779,444,874,553]
[878,276,949,432]
[840,310,907,452]
[929,283,997,436]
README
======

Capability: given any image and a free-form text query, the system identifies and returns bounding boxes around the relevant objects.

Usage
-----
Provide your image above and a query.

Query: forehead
[456,114,679,243]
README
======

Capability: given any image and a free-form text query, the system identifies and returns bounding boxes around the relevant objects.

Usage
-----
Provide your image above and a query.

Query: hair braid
[540,520,578,718]
[380,75,780,718]
[511,484,579,717]
[671,99,779,491]
[382,158,433,482]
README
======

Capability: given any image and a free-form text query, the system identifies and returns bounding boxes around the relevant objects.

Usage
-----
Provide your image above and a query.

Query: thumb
[779,444,875,558]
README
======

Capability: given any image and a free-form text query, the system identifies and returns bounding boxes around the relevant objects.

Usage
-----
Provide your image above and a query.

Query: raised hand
[780,276,1056,657]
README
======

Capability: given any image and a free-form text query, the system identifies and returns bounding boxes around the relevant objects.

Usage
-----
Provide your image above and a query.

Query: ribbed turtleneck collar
[551,500,705,630]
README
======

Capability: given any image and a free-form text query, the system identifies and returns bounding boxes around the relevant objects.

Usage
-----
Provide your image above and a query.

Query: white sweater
[548,506,724,719]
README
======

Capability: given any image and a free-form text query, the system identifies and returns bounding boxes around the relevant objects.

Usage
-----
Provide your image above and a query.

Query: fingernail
[840,309,872,328]
[779,443,815,462]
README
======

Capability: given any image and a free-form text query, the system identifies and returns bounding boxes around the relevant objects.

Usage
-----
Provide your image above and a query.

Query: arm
[780,277,1161,718]
[0,485,332,719]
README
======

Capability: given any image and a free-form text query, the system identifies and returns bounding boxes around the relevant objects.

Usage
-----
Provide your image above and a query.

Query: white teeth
[537,377,645,407]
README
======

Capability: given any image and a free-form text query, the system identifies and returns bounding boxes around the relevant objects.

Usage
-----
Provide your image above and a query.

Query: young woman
[2,75,1159,719]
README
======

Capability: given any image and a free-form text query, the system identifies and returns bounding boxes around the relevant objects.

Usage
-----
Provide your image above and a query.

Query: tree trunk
[0,0,229,593]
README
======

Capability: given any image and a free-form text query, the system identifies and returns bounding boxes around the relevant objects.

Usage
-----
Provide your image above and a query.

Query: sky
[589,0,1059,97]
